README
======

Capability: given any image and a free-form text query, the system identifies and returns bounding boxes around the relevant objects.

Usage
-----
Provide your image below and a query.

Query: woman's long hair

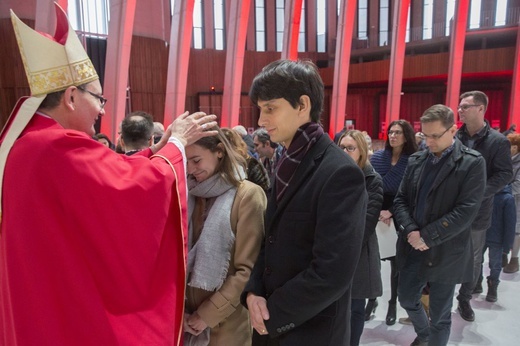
[384,119,418,155]
[221,128,249,160]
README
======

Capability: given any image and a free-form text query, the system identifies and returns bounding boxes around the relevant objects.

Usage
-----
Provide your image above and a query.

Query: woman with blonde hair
[338,130,383,346]
[183,126,267,345]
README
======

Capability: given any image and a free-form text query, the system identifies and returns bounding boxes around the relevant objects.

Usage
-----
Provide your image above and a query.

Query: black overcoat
[393,139,486,284]
[242,135,367,346]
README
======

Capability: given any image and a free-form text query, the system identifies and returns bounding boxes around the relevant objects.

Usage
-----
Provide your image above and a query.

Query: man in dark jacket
[455,90,513,322]
[394,104,486,346]
[482,184,517,302]
[241,59,367,346]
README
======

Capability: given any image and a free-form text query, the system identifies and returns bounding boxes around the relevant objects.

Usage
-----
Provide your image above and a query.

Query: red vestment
[0,110,188,345]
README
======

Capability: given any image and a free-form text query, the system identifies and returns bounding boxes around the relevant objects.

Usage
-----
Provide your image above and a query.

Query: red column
[164,0,195,125]
[281,0,303,61]
[385,0,410,126]
[101,0,137,141]
[508,20,520,128]
[221,0,251,128]
[446,0,470,120]
[329,0,357,138]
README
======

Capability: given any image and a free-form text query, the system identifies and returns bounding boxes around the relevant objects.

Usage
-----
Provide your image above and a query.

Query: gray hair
[233,125,247,136]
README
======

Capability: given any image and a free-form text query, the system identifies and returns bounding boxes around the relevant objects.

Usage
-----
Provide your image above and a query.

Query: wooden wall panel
[463,47,515,73]
[128,35,168,122]
[187,49,227,96]
[326,47,515,87]
[239,94,257,129]
[403,53,450,78]
[0,18,31,126]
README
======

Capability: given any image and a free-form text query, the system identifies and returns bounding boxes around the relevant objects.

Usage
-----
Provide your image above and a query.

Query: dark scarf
[275,122,324,201]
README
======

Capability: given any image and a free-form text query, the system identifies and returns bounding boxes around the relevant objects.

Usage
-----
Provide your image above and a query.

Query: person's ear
[216,143,225,158]
[63,86,76,111]
[298,95,311,114]
[450,124,457,134]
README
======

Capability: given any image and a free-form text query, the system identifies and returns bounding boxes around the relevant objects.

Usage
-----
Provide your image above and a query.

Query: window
[469,0,482,29]
[276,0,284,52]
[405,5,410,42]
[379,0,389,46]
[298,2,306,52]
[358,0,368,39]
[423,0,433,39]
[214,0,225,50]
[68,0,109,36]
[495,0,507,26]
[446,0,456,36]
[255,0,266,51]
[193,0,203,48]
[317,0,326,52]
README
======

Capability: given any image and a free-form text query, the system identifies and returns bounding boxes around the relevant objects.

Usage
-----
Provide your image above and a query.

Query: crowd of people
[2,4,520,346]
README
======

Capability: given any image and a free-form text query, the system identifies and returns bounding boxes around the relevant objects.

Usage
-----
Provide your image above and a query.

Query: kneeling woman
[184,127,267,346]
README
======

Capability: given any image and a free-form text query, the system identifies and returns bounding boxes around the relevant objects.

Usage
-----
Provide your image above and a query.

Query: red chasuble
[0,112,188,345]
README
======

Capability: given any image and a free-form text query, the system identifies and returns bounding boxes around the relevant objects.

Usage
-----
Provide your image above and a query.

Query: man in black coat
[241,59,367,346]
[455,91,513,322]
[394,104,486,346]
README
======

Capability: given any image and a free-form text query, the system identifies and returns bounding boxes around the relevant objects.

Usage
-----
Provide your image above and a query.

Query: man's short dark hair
[253,128,278,149]
[421,104,455,129]
[249,59,324,123]
[121,111,154,149]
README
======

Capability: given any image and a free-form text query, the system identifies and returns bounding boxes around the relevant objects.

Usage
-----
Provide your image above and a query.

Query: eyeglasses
[77,86,107,108]
[457,104,481,111]
[423,127,451,140]
[388,130,403,136]
[340,146,357,152]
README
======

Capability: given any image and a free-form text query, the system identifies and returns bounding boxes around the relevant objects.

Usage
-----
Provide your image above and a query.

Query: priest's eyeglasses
[77,86,108,109]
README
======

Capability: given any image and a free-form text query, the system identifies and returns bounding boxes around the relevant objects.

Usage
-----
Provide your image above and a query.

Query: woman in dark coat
[338,130,383,346]
[368,120,417,325]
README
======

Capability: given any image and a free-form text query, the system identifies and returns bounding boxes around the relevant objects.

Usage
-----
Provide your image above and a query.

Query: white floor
[360,259,520,345]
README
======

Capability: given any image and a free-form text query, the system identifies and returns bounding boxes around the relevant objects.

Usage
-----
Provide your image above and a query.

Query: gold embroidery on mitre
[27,59,98,96]
[29,66,73,96]
[10,4,98,97]
[72,59,98,83]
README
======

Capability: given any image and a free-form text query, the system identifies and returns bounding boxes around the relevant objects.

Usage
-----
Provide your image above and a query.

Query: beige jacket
[186,180,266,346]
